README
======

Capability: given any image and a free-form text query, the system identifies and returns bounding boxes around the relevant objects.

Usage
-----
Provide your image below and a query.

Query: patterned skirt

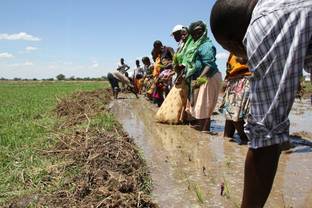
[219,77,250,122]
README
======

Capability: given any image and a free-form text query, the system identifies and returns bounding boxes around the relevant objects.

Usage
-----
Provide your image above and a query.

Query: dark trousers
[107,73,120,92]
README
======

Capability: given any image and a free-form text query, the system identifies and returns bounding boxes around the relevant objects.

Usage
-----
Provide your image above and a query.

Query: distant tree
[33,78,37,81]
[47,78,54,81]
[13,77,21,81]
[0,77,7,80]
[56,74,66,80]
[69,76,75,80]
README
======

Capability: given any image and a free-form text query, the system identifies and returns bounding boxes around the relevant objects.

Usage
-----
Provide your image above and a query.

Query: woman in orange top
[219,53,251,144]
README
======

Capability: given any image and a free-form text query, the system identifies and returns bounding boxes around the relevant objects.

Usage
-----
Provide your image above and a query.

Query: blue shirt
[193,39,219,79]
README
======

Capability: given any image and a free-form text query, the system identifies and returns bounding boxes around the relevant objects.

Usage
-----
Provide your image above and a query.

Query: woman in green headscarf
[185,21,222,133]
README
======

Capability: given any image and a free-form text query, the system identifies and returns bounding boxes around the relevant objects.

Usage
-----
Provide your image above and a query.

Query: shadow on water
[285,146,312,154]
[283,135,312,154]
[290,135,312,147]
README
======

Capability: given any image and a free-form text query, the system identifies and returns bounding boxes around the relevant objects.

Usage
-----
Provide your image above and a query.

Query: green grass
[193,184,204,204]
[0,81,106,203]
[90,113,121,131]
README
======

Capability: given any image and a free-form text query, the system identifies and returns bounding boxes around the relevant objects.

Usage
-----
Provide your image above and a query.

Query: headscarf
[172,21,210,100]
[176,21,209,79]
[174,35,192,66]
[225,53,251,79]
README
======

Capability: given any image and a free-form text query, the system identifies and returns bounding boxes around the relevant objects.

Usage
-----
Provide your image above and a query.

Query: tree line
[0,74,108,81]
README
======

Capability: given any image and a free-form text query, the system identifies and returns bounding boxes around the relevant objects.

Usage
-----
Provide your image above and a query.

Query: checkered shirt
[243,0,312,149]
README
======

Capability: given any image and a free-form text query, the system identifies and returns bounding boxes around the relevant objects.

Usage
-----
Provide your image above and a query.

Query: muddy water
[111,96,312,208]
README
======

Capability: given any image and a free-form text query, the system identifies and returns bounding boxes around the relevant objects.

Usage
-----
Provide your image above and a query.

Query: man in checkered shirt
[211,0,312,207]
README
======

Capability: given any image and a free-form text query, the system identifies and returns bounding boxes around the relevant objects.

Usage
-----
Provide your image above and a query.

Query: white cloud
[92,63,99,68]
[10,61,34,67]
[63,62,73,65]
[216,52,229,60]
[48,65,56,69]
[91,61,99,68]
[0,52,14,59]
[25,46,38,51]
[24,61,33,66]
[0,32,41,41]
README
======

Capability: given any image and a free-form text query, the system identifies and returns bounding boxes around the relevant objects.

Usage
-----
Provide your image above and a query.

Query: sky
[0,0,229,79]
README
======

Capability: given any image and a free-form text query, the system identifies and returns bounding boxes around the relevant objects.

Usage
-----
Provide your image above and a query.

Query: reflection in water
[285,146,312,154]
[111,97,312,208]
[210,119,224,133]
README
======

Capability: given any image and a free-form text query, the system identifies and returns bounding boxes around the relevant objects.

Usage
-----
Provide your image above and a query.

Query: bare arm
[125,65,130,71]
[199,66,211,77]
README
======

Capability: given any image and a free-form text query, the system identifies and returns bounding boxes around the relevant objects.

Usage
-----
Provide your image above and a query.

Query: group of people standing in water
[108,20,251,142]
[108,20,246,138]
[108,0,312,206]
[154,21,223,135]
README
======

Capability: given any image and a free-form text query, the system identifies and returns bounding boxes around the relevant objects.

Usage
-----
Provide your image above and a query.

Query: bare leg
[234,120,248,144]
[128,86,139,99]
[113,91,118,99]
[224,120,235,138]
[113,88,120,99]
[190,119,201,130]
[201,118,211,131]
[241,144,281,208]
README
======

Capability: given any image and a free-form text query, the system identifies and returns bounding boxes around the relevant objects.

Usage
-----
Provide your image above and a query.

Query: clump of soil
[7,89,158,208]
[38,130,157,207]
[54,89,112,127]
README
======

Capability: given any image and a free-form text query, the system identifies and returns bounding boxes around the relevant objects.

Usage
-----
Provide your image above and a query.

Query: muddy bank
[111,95,312,208]
[6,89,157,208]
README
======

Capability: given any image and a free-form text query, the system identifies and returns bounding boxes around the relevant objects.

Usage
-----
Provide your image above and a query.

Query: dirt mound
[37,129,157,207]
[7,89,157,208]
[55,89,112,127]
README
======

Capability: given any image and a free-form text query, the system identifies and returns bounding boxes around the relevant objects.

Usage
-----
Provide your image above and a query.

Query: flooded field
[111,95,312,208]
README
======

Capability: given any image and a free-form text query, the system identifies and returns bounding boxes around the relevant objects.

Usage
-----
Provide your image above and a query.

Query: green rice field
[0,81,106,203]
